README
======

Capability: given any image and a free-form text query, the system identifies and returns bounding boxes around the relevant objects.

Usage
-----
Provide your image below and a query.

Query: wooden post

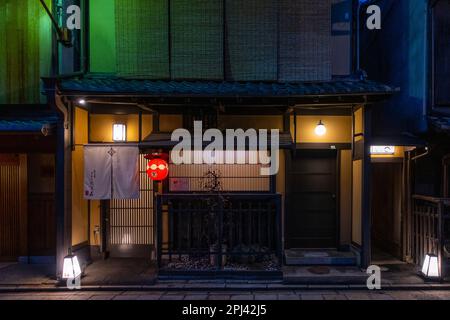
[55,97,72,279]
[152,111,160,133]
[361,105,372,268]
[276,194,282,267]
[156,195,162,269]
[438,200,443,280]
[217,197,223,270]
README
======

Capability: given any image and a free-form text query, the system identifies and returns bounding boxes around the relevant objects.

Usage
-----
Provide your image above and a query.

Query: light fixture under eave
[421,253,440,279]
[62,254,82,279]
[113,123,127,142]
[370,146,395,155]
[77,98,86,106]
[314,120,327,136]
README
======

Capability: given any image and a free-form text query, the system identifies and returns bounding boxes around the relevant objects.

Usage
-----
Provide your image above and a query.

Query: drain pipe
[411,147,429,161]
[356,0,362,70]
[43,78,73,280]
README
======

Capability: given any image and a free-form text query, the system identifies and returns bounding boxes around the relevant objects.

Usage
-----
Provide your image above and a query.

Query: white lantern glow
[62,254,82,279]
[113,123,127,142]
[314,120,327,136]
[370,146,396,155]
[421,253,440,279]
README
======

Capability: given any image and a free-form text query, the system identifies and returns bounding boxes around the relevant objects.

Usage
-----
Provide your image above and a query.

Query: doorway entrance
[286,149,338,249]
[0,153,56,262]
[105,154,155,259]
[371,161,403,262]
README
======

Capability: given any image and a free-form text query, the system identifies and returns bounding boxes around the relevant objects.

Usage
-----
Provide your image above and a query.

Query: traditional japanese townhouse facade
[3,0,440,282]
[360,0,450,278]
[0,0,58,264]
[44,0,404,279]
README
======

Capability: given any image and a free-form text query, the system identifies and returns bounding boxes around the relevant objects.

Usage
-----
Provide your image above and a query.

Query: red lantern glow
[146,158,169,181]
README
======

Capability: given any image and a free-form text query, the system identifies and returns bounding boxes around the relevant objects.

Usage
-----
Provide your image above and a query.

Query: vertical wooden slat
[109,154,154,246]
[0,155,21,260]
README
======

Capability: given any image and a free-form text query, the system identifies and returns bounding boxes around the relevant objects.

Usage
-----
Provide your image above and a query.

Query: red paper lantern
[146,158,169,181]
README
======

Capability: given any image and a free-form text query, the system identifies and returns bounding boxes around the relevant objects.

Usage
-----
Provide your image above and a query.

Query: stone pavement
[0,263,57,286]
[0,260,447,292]
[0,289,450,300]
[0,259,157,287]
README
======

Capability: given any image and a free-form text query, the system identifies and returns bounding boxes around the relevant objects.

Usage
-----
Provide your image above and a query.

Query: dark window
[432,0,450,108]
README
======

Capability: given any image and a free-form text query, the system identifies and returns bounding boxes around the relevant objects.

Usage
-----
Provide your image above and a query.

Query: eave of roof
[0,117,58,132]
[429,116,450,134]
[140,132,294,149]
[56,75,398,106]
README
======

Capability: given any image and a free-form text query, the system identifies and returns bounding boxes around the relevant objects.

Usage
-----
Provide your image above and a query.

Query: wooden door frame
[284,146,341,249]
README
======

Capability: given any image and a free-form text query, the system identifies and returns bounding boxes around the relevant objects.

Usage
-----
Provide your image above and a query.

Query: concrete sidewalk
[1,289,450,300]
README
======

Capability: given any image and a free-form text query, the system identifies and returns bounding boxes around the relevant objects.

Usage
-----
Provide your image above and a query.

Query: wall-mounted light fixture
[370,146,395,155]
[314,120,327,136]
[421,253,440,280]
[77,98,86,106]
[113,123,127,142]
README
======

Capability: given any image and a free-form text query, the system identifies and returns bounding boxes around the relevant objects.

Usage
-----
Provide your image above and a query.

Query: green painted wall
[89,0,117,73]
[0,0,52,104]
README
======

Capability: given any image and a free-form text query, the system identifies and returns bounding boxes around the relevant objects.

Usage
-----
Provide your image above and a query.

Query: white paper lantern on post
[421,253,440,279]
[62,254,82,279]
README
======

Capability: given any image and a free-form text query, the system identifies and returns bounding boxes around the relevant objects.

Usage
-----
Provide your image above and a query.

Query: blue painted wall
[360,0,428,140]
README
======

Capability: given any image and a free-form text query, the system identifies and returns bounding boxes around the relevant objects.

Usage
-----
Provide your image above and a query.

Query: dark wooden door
[286,150,337,248]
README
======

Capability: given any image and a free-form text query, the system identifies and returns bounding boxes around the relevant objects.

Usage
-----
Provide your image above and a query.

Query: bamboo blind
[0,0,52,104]
[112,0,333,82]
[278,0,331,81]
[170,0,224,80]
[225,0,278,81]
[115,0,170,78]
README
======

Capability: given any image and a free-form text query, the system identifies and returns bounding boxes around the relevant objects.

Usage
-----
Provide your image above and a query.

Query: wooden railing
[156,193,282,272]
[411,195,450,278]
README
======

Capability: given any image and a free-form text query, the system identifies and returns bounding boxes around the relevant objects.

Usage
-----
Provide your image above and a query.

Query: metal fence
[156,193,282,272]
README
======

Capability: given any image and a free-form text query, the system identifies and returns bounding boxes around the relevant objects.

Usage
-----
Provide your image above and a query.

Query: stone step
[283,266,368,285]
[285,249,357,266]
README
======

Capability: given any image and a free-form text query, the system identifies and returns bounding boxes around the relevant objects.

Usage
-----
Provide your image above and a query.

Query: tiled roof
[59,76,397,97]
[429,116,450,133]
[0,117,58,132]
